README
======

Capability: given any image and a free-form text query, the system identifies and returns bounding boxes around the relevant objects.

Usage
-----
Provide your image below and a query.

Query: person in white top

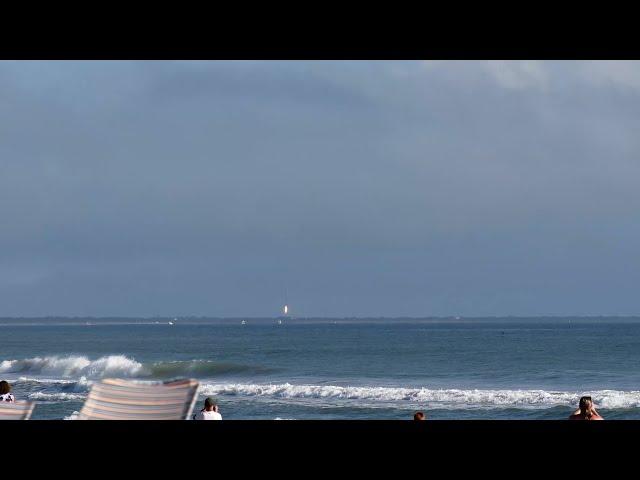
[193,397,222,420]
[0,380,15,402]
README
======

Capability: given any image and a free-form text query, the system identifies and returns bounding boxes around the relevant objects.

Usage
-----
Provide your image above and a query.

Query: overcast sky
[2,60,640,317]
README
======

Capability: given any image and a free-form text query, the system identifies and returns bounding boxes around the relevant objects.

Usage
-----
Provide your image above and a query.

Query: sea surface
[2,317,640,420]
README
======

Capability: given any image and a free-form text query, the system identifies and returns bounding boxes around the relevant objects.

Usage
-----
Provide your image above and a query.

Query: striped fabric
[0,401,35,420]
[78,378,199,420]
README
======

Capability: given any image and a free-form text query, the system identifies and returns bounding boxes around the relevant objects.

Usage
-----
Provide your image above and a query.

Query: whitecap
[199,382,640,410]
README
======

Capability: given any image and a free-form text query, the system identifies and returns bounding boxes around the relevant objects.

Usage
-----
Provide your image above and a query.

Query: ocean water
[2,317,640,420]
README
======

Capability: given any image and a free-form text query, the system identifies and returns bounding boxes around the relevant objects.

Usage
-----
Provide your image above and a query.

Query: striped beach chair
[0,401,36,420]
[78,378,199,420]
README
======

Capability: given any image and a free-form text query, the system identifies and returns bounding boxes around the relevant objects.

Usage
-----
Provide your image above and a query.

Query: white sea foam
[17,376,78,384]
[17,376,93,391]
[64,411,80,420]
[1,355,264,379]
[199,382,640,409]
[28,392,86,401]
[0,355,144,378]
[6,356,640,412]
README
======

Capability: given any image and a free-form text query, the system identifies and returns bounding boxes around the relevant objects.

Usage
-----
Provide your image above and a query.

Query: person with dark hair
[193,397,222,420]
[569,396,603,420]
[413,411,426,420]
[0,380,15,402]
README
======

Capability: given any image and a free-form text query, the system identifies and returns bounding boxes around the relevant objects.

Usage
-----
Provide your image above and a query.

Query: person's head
[579,396,593,415]
[203,397,217,412]
[413,411,426,421]
[0,380,10,395]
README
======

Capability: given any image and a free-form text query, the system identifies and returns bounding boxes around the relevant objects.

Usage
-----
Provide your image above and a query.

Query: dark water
[2,318,640,420]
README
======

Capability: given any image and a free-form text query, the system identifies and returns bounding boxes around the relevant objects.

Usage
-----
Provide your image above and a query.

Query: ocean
[2,317,640,420]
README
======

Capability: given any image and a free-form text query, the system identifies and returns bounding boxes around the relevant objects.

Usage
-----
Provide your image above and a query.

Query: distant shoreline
[3,315,640,326]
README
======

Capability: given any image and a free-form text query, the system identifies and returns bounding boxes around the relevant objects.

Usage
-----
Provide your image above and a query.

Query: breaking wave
[0,355,270,379]
[199,382,640,410]
[7,356,640,412]
[15,376,93,394]
[0,355,144,378]
[28,392,86,401]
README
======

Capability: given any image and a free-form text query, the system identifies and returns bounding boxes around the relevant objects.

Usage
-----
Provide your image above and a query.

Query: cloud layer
[1,61,640,317]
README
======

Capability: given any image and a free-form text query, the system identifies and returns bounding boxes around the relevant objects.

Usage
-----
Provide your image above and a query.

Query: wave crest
[148,360,272,377]
[1,355,270,380]
[199,382,640,409]
[0,355,144,378]
[28,392,87,401]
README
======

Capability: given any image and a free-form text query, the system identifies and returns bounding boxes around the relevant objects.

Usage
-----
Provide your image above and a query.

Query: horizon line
[3,314,640,320]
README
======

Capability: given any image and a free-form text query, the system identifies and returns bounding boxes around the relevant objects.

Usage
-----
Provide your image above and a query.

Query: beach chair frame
[0,401,36,420]
[78,378,200,420]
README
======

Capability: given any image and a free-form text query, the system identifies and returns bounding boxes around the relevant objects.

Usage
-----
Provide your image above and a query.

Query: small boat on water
[241,320,246,325]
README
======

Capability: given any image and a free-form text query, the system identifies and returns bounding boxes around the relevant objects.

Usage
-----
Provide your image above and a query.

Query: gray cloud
[1,60,640,317]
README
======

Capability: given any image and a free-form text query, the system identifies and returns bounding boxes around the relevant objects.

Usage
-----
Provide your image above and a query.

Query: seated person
[193,397,222,420]
[569,396,603,420]
[413,411,426,420]
[0,380,15,402]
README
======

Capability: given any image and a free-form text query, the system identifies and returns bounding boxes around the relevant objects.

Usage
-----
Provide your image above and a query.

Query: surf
[198,382,640,410]
[0,355,272,380]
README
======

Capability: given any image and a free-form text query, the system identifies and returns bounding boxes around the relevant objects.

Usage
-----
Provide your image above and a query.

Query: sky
[1,60,640,317]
